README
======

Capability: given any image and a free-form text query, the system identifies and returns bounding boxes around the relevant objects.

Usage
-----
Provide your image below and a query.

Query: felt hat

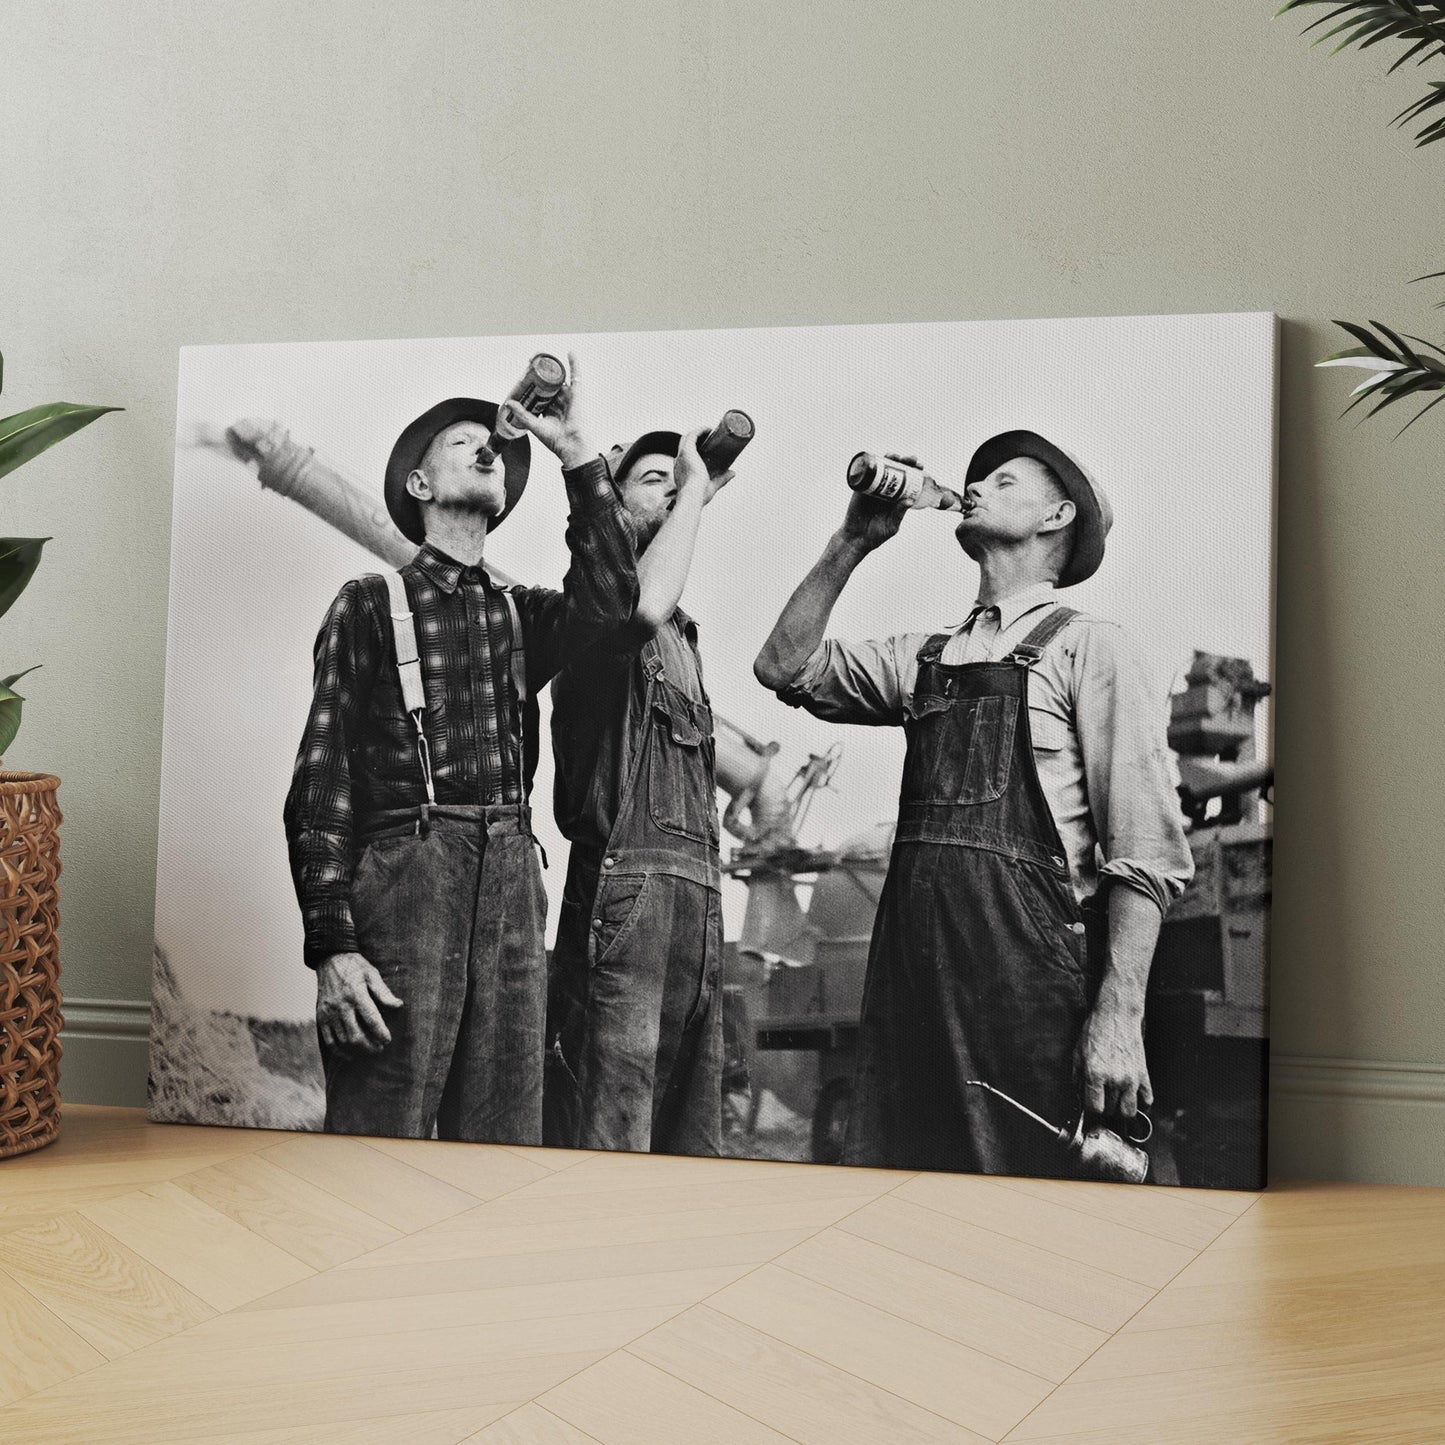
[964,429,1111,587]
[384,398,530,545]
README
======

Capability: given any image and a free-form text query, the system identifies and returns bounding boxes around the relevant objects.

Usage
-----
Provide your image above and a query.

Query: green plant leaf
[1281,2,1445,142]
[0,538,49,622]
[1362,371,1445,419]
[0,402,122,484]
[0,676,30,755]
[1318,346,1404,365]
[1333,319,1395,357]
[1372,318,1427,368]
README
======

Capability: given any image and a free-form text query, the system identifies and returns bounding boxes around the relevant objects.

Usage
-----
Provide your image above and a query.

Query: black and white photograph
[149,312,1276,1191]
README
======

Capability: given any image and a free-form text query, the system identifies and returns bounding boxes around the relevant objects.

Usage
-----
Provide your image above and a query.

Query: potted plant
[0,351,119,1157]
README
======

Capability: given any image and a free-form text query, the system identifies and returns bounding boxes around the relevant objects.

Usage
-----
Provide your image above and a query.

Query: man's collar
[412,542,490,594]
[957,580,1058,633]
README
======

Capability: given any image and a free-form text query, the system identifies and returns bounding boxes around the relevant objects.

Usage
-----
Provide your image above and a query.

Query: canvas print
[150,313,1276,1190]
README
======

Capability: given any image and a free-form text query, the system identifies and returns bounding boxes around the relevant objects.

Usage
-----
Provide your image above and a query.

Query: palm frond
[1279,2,1445,142]
[1317,319,1445,428]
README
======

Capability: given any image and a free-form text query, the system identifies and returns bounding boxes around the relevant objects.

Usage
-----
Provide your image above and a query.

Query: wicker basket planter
[0,771,63,1159]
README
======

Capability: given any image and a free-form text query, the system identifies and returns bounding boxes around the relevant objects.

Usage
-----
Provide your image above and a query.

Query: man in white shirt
[754,432,1193,1178]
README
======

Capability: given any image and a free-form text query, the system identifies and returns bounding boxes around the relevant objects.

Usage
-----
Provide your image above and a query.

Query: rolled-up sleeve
[776,635,925,727]
[1072,622,1195,914]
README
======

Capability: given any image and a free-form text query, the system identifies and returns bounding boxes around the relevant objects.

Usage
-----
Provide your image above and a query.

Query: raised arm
[754,487,907,693]
[502,352,639,683]
[632,428,732,637]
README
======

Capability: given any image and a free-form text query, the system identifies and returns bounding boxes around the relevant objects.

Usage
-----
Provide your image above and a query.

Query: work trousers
[320,805,547,1144]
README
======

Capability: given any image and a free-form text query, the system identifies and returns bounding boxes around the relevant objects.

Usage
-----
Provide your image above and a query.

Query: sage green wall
[6,0,1443,1181]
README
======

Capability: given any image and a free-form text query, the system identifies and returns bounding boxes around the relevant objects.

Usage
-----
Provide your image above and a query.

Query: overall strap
[915,631,953,666]
[1009,605,1080,668]
[383,571,435,805]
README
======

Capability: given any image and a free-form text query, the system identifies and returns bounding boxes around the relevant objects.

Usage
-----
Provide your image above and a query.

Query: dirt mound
[147,945,324,1131]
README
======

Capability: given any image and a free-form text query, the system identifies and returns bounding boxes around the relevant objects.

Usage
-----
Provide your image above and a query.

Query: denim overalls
[545,627,725,1155]
[842,605,1106,1176]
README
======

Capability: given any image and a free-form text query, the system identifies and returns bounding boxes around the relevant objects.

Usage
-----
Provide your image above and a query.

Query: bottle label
[494,357,565,441]
[869,461,921,505]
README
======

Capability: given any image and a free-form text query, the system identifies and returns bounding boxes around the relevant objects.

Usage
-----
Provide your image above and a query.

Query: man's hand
[1076,999,1153,1122]
[498,350,596,470]
[839,452,917,552]
[317,952,403,1056]
[673,427,734,505]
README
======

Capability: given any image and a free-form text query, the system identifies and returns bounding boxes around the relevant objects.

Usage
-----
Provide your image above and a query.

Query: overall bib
[320,577,549,1145]
[545,637,725,1156]
[841,606,1106,1176]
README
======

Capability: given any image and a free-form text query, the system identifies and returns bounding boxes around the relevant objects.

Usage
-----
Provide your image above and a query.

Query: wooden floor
[0,1110,1441,1443]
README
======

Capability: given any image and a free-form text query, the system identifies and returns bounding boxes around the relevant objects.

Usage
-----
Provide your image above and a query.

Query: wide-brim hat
[608,430,681,485]
[384,398,530,545]
[964,429,1112,587]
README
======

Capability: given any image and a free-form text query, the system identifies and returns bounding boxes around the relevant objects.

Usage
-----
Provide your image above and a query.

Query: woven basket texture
[0,771,63,1159]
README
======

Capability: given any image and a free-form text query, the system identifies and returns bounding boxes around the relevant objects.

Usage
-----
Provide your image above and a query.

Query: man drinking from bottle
[753,431,1193,1178]
[544,428,734,1156]
[284,356,637,1145]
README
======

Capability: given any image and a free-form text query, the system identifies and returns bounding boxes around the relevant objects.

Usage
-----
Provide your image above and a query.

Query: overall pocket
[1005,860,1090,998]
[903,692,1018,806]
[589,872,651,969]
[647,684,716,843]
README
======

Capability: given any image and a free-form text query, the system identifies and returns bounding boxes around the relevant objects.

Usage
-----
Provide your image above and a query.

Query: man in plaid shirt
[283,357,637,1144]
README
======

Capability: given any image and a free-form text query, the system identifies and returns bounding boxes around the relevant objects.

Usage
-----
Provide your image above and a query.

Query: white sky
[157,313,1276,1018]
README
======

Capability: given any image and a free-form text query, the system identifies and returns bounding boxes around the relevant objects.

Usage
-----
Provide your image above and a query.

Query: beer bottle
[847,452,964,512]
[491,353,567,445]
[697,409,754,474]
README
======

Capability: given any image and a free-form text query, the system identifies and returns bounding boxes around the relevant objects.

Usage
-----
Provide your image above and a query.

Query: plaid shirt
[284,457,637,967]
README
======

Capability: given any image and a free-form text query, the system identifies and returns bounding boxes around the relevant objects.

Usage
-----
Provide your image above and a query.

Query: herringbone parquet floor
[0,1107,1441,1443]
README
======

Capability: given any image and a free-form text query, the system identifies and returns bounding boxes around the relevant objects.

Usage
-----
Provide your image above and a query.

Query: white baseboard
[1270,1054,1445,1187]
[59,997,151,1108]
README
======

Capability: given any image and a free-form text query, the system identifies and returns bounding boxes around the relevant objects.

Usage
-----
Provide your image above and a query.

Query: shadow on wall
[147,946,323,1131]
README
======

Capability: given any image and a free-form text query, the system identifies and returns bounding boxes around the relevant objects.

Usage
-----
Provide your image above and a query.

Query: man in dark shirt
[544,428,733,1155]
[283,358,637,1144]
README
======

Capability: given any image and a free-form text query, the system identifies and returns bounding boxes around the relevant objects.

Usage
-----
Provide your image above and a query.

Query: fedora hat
[384,398,530,546]
[965,430,1111,587]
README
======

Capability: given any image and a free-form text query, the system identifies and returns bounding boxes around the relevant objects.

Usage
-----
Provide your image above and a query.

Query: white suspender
[383,571,435,805]
[382,572,529,808]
